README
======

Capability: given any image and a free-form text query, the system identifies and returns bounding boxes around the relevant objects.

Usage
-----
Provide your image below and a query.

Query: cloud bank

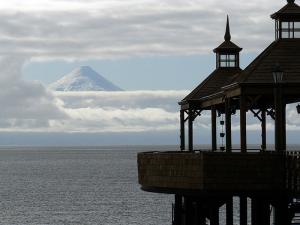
[0,56,66,131]
[0,0,284,60]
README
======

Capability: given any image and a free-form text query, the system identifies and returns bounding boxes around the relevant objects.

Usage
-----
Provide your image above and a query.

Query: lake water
[0,145,174,225]
[0,145,298,225]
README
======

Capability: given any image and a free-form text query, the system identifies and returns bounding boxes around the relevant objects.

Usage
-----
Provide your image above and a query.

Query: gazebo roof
[181,67,241,103]
[180,16,242,106]
[236,39,300,84]
[271,0,300,20]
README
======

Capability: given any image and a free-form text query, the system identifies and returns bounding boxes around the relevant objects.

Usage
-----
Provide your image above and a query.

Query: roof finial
[287,0,295,3]
[224,15,231,42]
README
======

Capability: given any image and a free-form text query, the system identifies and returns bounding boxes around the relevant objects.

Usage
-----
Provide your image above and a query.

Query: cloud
[0,0,284,60]
[1,87,300,135]
[0,56,66,130]
[48,90,188,133]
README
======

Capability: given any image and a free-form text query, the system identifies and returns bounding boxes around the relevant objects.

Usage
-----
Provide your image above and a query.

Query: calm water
[0,145,298,225]
[0,145,174,225]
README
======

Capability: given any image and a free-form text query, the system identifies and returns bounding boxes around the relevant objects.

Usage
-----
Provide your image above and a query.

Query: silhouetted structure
[138,1,300,225]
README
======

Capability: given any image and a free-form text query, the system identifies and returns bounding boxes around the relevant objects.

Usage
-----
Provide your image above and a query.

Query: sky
[1,0,300,146]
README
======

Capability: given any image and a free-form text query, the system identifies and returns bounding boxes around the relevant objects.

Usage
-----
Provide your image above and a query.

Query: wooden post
[184,197,193,225]
[240,95,247,153]
[197,202,206,225]
[210,207,219,225]
[252,198,270,225]
[282,103,286,151]
[226,198,233,225]
[274,197,289,225]
[261,109,266,151]
[180,110,185,151]
[274,85,285,152]
[225,98,232,152]
[188,109,193,151]
[240,196,247,225]
[174,195,182,225]
[212,106,217,151]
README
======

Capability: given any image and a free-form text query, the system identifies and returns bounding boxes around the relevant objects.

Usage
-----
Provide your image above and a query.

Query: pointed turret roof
[180,17,242,105]
[214,16,242,53]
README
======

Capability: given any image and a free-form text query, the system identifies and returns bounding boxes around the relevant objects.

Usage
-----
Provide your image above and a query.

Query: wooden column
[225,98,232,152]
[210,207,219,225]
[240,196,247,225]
[188,109,193,151]
[196,202,206,225]
[240,95,247,153]
[252,198,270,225]
[282,103,286,151]
[274,197,289,225]
[174,195,182,225]
[261,109,266,151]
[274,85,286,152]
[180,110,185,151]
[211,106,217,151]
[226,198,233,225]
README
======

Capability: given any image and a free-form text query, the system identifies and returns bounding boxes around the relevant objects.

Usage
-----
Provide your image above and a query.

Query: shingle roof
[271,1,300,20]
[181,67,242,102]
[236,39,300,83]
[213,41,242,53]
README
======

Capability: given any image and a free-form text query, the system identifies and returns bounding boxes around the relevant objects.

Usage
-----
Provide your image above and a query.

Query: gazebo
[138,1,300,225]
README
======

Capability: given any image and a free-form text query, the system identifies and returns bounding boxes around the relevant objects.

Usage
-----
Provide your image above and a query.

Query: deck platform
[138,151,300,196]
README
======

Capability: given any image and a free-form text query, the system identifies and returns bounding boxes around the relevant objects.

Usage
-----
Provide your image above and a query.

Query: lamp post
[272,64,285,152]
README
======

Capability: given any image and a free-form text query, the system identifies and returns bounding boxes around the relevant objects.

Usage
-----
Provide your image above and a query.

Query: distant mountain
[49,66,123,91]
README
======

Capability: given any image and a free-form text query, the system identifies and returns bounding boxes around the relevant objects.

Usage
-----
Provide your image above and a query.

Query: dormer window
[217,53,238,68]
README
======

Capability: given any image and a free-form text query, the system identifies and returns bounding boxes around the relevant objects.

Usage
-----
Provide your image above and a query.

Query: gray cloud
[0,56,66,130]
[0,0,284,60]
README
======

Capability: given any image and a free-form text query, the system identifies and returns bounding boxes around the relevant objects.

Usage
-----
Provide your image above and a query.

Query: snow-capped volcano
[49,66,123,91]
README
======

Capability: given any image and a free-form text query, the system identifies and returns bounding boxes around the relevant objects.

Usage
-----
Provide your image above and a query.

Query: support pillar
[240,95,247,153]
[261,109,266,151]
[180,110,185,151]
[274,85,286,152]
[252,198,270,225]
[196,202,206,225]
[240,196,247,225]
[211,207,219,225]
[225,98,232,152]
[212,106,217,152]
[188,109,193,151]
[226,198,233,225]
[174,195,182,225]
[274,197,289,225]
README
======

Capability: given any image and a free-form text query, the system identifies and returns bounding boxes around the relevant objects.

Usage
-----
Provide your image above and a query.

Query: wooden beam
[210,207,219,225]
[226,198,233,225]
[174,195,182,225]
[261,109,266,151]
[282,104,286,151]
[212,106,217,152]
[188,109,193,151]
[225,98,232,152]
[180,110,185,151]
[274,85,286,152]
[240,95,247,153]
[240,196,247,225]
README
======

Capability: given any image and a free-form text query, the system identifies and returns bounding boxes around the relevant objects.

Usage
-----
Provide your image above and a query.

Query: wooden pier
[137,1,300,224]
